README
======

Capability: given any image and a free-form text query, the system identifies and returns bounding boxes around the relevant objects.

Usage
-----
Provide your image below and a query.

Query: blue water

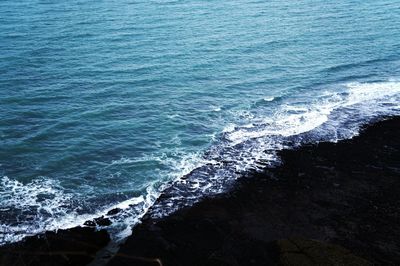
[1,0,400,243]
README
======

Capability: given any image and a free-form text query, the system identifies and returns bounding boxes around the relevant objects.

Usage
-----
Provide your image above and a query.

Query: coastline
[107,116,400,266]
[1,116,399,266]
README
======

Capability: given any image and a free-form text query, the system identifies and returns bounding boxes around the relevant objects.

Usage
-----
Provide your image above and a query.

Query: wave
[0,175,158,244]
[145,80,400,219]
[263,96,275,102]
[1,80,400,245]
[323,56,399,73]
[0,176,79,243]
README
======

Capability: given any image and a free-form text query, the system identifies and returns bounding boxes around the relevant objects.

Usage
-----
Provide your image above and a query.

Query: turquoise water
[1,0,400,243]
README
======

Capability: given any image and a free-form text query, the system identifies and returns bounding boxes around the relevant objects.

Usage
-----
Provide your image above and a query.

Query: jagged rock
[107,208,122,216]
[94,216,112,226]
[84,220,97,227]
[84,216,112,227]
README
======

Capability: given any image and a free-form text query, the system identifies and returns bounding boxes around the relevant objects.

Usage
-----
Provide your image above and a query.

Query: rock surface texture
[107,117,400,266]
[0,227,110,266]
[0,117,399,266]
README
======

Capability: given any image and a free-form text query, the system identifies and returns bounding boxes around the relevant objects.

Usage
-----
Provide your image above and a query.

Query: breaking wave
[1,80,400,245]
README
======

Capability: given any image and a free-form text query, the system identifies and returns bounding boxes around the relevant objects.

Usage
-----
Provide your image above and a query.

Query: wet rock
[84,216,112,227]
[107,208,122,216]
[94,216,112,226]
[84,220,97,227]
[0,227,110,266]
[106,117,400,266]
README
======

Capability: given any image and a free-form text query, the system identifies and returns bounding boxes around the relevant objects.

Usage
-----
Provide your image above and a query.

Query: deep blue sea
[1,0,400,244]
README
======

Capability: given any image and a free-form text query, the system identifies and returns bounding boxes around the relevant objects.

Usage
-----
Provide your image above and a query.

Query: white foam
[0,145,219,245]
[1,80,400,246]
[263,96,275,102]
[111,184,160,240]
[110,157,138,165]
[145,80,400,219]
[105,196,145,211]
[346,81,400,105]
[0,176,84,243]
[0,176,68,210]
[222,123,236,133]
[110,154,165,166]
[0,174,162,245]
[226,81,400,145]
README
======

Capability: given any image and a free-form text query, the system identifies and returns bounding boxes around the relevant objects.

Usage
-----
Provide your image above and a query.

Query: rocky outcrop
[106,117,400,266]
[0,227,110,266]
[1,117,399,266]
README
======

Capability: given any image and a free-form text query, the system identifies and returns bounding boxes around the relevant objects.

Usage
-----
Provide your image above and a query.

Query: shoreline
[1,116,399,265]
[107,116,400,266]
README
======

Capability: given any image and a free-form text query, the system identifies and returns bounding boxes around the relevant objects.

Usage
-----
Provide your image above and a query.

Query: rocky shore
[1,117,399,266]
[107,117,400,266]
[0,227,109,266]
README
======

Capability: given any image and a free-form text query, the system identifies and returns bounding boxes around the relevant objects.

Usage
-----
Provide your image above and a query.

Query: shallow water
[1,0,400,244]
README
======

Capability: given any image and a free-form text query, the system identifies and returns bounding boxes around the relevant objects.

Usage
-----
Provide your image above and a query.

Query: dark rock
[0,227,110,266]
[275,238,373,266]
[84,216,112,227]
[84,220,96,227]
[107,117,400,266]
[94,216,112,226]
[107,208,122,216]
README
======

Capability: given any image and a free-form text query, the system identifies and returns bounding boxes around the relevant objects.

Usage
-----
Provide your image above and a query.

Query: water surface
[1,0,400,243]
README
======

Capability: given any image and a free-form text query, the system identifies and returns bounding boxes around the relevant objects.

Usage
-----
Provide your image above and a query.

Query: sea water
[1,0,400,244]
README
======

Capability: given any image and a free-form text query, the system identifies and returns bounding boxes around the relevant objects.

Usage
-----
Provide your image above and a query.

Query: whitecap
[263,96,275,102]
[144,80,400,220]
[2,80,400,246]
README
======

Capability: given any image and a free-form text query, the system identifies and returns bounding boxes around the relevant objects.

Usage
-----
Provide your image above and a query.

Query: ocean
[1,0,400,244]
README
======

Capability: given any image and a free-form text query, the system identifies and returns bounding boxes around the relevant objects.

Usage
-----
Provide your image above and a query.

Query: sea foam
[1,81,400,245]
[145,80,400,219]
